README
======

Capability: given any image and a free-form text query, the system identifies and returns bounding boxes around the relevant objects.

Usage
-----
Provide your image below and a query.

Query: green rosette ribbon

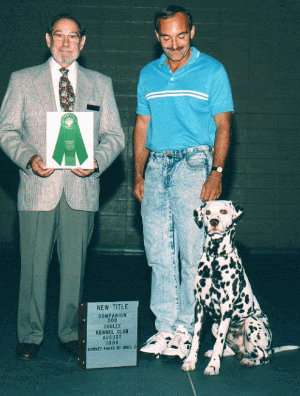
[52,113,88,166]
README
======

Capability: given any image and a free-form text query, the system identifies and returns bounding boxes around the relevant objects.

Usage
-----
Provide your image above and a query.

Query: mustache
[165,47,185,51]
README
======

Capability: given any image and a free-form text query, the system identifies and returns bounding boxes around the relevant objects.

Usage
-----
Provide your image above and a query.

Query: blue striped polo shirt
[136,47,234,151]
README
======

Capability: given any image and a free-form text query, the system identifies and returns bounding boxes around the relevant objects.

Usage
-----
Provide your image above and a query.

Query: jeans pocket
[185,151,208,169]
[145,155,161,174]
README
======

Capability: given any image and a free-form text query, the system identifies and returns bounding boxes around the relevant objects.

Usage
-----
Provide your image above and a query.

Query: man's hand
[133,176,144,202]
[71,161,98,177]
[30,155,54,177]
[200,172,222,202]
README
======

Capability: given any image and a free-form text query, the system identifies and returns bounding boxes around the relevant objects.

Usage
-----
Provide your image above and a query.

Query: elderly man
[0,14,124,360]
[134,5,234,359]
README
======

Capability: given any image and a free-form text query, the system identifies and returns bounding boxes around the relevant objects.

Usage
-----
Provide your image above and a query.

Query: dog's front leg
[204,316,231,376]
[182,300,204,372]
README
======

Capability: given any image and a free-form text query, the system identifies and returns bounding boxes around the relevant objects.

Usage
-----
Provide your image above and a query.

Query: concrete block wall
[0,0,299,252]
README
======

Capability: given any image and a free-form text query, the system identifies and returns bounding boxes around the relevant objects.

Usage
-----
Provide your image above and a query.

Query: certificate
[46,112,94,169]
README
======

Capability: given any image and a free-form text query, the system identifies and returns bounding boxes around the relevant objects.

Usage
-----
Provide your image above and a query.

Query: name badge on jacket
[87,104,100,111]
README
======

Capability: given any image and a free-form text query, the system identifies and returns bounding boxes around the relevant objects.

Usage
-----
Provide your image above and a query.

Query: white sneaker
[163,325,192,359]
[140,331,173,356]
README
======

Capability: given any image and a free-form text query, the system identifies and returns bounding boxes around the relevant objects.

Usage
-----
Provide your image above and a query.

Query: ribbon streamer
[52,113,88,166]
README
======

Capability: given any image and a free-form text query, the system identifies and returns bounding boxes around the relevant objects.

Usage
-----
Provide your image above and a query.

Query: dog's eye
[220,209,228,214]
[206,210,211,215]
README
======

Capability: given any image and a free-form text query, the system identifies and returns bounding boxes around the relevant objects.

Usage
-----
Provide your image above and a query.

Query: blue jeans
[141,146,212,333]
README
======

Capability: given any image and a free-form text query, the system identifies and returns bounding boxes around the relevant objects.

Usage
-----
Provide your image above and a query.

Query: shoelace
[170,330,190,347]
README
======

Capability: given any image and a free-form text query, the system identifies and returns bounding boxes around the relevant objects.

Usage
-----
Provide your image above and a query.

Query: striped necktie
[59,68,75,112]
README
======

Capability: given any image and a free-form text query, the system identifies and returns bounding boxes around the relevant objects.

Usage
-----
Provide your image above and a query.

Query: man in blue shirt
[134,5,234,359]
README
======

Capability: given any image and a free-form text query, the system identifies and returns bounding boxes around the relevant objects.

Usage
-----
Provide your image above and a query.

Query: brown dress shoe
[16,343,40,360]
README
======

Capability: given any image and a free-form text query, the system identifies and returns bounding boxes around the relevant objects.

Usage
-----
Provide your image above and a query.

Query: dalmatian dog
[182,200,299,376]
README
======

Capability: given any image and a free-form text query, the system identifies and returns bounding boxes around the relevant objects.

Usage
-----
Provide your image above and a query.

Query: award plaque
[79,301,139,369]
[46,111,94,169]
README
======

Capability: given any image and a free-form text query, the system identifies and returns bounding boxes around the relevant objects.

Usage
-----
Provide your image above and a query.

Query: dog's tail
[272,345,300,354]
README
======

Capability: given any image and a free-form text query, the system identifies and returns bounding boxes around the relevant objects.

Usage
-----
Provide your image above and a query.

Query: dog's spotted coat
[182,200,298,376]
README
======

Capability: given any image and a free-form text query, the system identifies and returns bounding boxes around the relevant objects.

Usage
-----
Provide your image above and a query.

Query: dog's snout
[210,219,219,227]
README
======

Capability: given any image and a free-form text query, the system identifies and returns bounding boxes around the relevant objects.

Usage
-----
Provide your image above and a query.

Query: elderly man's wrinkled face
[46,18,86,67]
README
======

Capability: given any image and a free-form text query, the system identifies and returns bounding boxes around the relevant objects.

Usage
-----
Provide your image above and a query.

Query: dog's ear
[230,201,243,222]
[193,207,204,228]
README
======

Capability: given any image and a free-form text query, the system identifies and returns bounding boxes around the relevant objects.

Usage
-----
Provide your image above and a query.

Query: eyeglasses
[51,32,81,43]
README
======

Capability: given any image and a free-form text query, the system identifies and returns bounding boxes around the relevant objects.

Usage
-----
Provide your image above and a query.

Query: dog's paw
[204,364,220,376]
[204,356,221,375]
[240,357,267,367]
[222,347,235,357]
[205,347,235,358]
[240,358,256,366]
[182,359,196,371]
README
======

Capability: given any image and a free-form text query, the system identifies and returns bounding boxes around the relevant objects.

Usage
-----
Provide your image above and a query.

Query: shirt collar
[49,57,78,74]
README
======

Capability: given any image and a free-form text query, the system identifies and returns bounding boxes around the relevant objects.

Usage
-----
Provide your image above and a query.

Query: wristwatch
[211,165,223,174]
